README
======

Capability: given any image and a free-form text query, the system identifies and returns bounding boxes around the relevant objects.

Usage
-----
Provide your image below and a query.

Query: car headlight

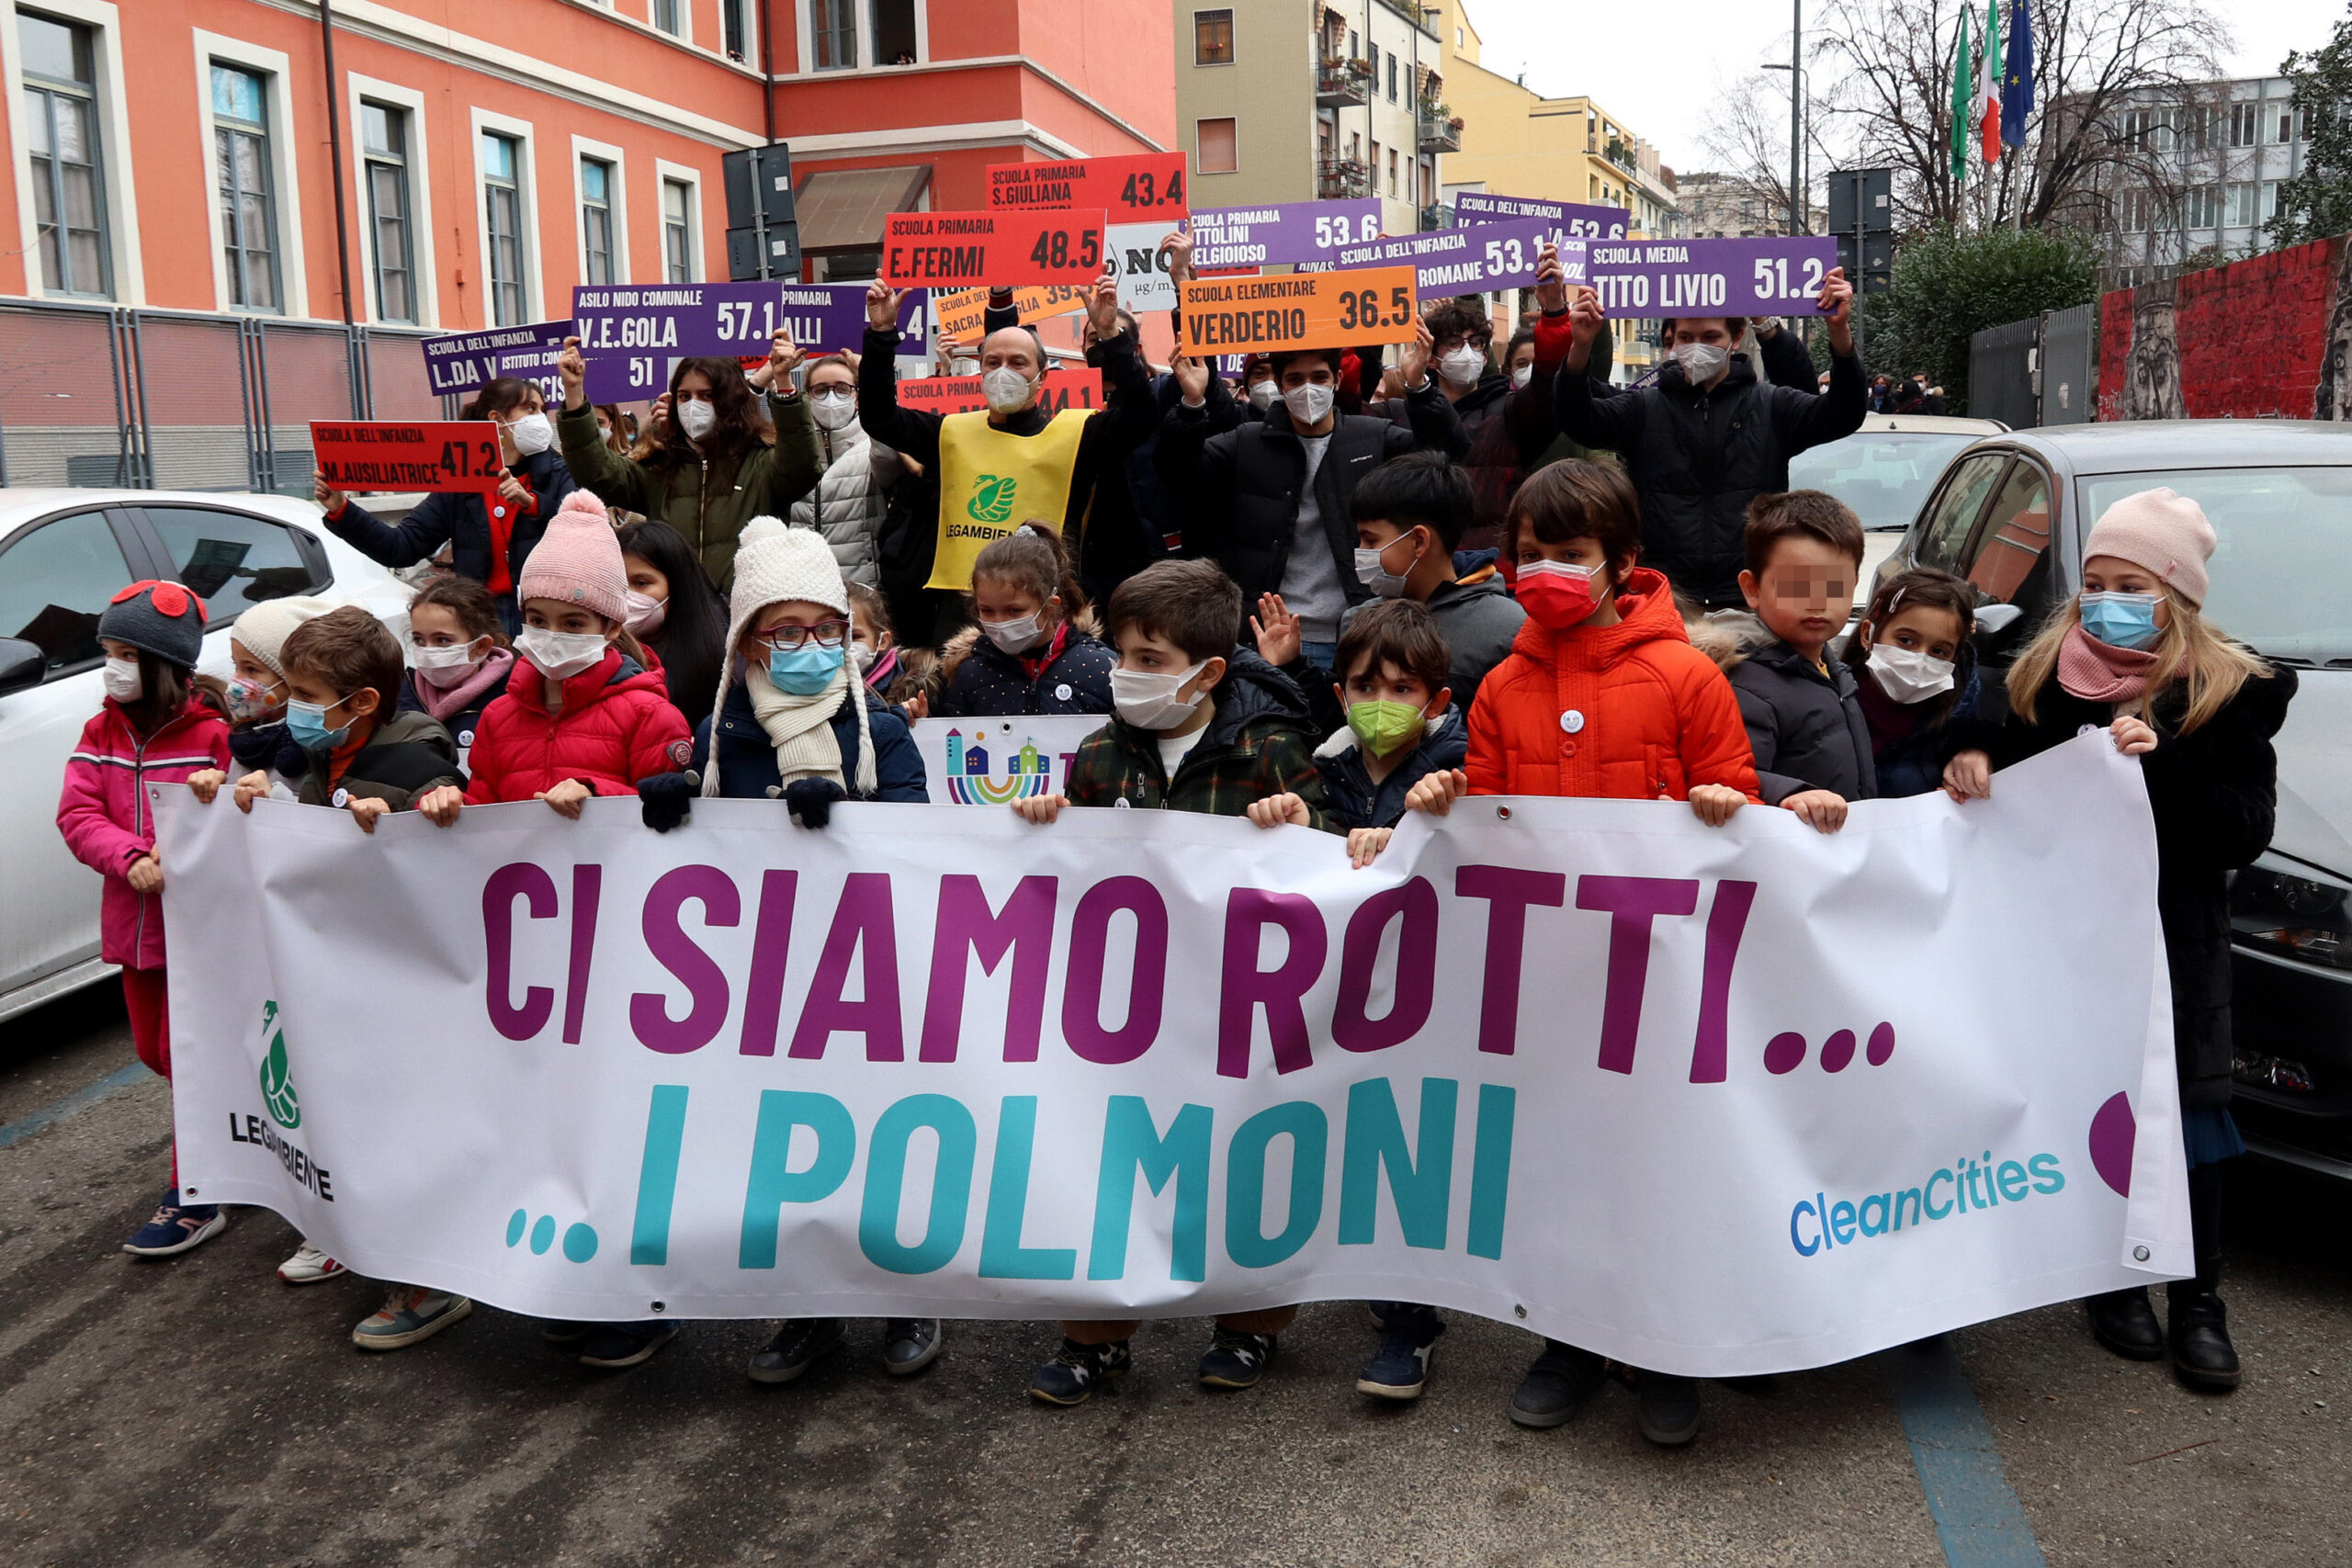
[2230,853,2352,970]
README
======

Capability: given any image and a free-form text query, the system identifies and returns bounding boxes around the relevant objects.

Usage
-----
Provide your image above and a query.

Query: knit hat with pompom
[97,580,208,669]
[515,490,628,623]
[706,516,872,797]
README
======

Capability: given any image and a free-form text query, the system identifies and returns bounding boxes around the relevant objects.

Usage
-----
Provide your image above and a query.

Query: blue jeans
[1297,640,1339,676]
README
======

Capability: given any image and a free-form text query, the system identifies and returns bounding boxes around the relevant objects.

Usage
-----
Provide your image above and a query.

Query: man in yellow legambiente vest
[859,270,1157,640]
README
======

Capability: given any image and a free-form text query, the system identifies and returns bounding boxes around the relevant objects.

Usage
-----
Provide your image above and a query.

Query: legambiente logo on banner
[152,735,2192,1379]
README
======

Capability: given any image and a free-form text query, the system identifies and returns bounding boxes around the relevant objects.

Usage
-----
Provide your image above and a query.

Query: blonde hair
[2008,585,2271,736]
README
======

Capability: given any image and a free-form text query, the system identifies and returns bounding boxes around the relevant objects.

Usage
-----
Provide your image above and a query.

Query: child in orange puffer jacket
[1403,457,1759,1451]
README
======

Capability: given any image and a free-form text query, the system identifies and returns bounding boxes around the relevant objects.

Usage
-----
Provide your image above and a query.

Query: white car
[0,489,412,1021]
[1784,412,2010,614]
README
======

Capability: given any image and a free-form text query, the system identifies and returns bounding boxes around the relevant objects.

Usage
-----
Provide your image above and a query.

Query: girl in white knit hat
[1941,486,2292,1395]
[635,514,936,1383]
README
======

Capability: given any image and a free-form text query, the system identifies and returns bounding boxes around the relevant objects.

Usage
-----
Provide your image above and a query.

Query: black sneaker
[1637,1371,1702,1447]
[1029,1337,1131,1405]
[1508,1339,1607,1428]
[881,1317,944,1376]
[1356,1305,1445,1400]
[1198,1326,1278,1390]
[577,1319,682,1370]
[540,1321,593,1346]
[2166,1289,2242,1393]
[747,1317,846,1384]
[2087,1287,2165,1361]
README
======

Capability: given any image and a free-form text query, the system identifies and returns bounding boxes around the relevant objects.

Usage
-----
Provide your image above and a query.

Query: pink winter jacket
[56,697,233,970]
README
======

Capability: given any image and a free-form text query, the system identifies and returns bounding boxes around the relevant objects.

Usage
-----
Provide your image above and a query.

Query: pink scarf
[418,647,517,723]
[2055,624,2160,705]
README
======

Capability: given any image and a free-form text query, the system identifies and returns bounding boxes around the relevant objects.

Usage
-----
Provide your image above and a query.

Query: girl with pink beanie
[1942,486,2294,1396]
[416,489,691,829]
[414,489,691,1371]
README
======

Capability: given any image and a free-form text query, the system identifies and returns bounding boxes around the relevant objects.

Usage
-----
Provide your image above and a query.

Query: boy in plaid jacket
[1010,557,1333,1403]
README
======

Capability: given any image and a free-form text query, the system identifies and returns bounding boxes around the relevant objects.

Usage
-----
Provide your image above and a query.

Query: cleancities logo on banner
[225,1000,335,1201]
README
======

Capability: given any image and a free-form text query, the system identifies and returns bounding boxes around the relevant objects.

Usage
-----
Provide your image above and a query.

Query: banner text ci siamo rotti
[158,735,2190,1377]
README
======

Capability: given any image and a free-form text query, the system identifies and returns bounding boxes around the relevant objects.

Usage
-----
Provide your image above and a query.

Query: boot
[2086,1286,2165,1361]
[2166,1285,2241,1393]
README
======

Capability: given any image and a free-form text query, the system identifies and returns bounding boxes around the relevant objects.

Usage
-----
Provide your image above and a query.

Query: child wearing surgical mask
[933,523,1114,717]
[1008,558,1332,1406]
[617,519,729,721]
[1839,568,1982,798]
[1943,489,2290,1396]
[1404,459,1758,1450]
[411,490,689,1372]
[845,582,902,697]
[220,595,335,789]
[316,376,578,635]
[396,575,514,770]
[629,518,933,1388]
[57,581,233,1258]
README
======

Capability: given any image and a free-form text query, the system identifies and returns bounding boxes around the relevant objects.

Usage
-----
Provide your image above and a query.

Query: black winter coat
[1555,353,1867,606]
[691,676,930,804]
[1159,381,1461,613]
[933,625,1117,717]
[1990,663,2297,1110]
[1315,705,1470,831]
[1728,638,1878,805]
[323,446,575,592]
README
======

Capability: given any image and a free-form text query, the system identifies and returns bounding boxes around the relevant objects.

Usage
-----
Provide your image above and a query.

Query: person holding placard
[1552,268,1865,611]
[553,330,823,593]
[315,377,577,637]
[1158,322,1458,676]
[857,269,1158,643]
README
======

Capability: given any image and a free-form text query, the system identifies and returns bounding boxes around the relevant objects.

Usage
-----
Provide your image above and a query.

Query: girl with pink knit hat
[1942,486,2294,1396]
[413,488,693,1370]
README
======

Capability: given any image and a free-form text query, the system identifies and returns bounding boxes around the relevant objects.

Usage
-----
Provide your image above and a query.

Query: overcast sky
[1460,0,2346,174]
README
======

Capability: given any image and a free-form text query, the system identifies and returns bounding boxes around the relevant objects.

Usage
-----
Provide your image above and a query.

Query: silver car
[1872,421,2352,1177]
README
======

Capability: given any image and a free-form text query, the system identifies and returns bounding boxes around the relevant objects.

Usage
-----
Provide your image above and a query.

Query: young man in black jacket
[1158,330,1462,674]
[1554,267,1866,610]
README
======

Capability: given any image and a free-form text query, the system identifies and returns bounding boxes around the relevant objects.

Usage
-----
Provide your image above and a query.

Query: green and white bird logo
[967,474,1018,524]
[258,1000,300,1129]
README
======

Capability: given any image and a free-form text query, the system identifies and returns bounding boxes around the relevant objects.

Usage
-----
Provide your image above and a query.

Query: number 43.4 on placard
[1754,255,1827,301]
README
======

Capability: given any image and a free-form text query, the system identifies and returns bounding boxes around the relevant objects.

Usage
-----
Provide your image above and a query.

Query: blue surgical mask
[286,695,352,750]
[767,640,845,695]
[2078,590,2165,651]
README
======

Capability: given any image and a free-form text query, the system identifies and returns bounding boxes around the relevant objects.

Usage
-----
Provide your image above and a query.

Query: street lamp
[1762,59,1806,236]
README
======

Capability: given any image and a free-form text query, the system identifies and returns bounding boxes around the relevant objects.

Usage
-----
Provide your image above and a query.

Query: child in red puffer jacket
[413,488,689,1373]
[417,490,691,828]
[55,581,234,1258]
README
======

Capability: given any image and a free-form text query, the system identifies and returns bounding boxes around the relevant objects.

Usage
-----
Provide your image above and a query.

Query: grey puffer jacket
[1726,637,1877,805]
[788,420,896,587]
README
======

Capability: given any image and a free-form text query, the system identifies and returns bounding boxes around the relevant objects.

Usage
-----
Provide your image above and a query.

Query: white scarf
[735,659,877,796]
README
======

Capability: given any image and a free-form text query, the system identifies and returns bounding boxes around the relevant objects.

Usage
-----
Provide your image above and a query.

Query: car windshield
[1786,432,1979,532]
[2078,468,2352,664]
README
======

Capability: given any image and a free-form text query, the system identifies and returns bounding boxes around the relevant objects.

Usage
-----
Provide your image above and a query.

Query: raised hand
[1172,353,1211,406]
[558,336,587,408]
[1534,240,1569,315]
[866,277,907,331]
[1397,317,1433,389]
[1250,592,1301,667]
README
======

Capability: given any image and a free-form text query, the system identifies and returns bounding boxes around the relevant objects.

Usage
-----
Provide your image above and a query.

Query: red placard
[895,368,1107,416]
[882,210,1110,288]
[311,421,503,492]
[985,152,1189,218]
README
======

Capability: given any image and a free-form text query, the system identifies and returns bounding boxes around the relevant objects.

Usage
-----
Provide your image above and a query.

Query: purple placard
[1187,199,1385,269]
[422,320,571,397]
[572,283,929,402]
[1331,219,1581,294]
[1453,191,1629,243]
[495,346,564,407]
[1587,237,1841,318]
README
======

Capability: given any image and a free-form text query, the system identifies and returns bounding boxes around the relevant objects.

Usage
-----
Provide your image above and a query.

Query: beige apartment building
[1421,0,1679,376]
[1177,2,1451,238]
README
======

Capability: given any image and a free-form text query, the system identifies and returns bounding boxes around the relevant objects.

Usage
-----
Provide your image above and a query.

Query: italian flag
[1979,0,2005,164]
[1948,6,1971,184]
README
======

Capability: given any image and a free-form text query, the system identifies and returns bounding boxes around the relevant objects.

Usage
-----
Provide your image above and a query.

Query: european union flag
[2001,0,2035,149]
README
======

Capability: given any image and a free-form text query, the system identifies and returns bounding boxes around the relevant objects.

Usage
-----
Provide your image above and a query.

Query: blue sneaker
[1028,1337,1130,1405]
[122,1190,228,1257]
[1197,1326,1278,1390]
[1356,1304,1445,1399]
[352,1286,472,1351]
[746,1317,846,1384]
[577,1319,681,1369]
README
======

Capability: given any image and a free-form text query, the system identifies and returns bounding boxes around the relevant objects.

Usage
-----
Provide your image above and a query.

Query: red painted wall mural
[2098,235,2352,422]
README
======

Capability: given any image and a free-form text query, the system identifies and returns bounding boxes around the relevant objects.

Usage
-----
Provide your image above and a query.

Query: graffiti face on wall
[2316,242,2352,422]
[2125,288,2187,422]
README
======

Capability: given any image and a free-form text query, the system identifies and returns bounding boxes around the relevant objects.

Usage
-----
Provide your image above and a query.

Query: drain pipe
[320,0,356,332]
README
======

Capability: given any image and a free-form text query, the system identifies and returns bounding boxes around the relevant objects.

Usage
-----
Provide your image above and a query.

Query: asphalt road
[2,986,2346,1568]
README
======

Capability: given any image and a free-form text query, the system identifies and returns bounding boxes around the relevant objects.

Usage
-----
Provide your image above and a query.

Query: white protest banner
[910,715,1103,804]
[156,736,2188,1377]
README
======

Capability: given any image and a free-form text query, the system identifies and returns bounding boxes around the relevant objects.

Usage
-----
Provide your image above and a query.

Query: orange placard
[310,421,503,491]
[932,283,1091,344]
[896,369,1106,416]
[1179,265,1420,355]
[985,152,1189,219]
[883,210,1109,287]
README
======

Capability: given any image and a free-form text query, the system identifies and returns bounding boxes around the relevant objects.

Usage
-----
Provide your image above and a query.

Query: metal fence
[1965,302,2104,431]
[0,298,442,494]
[2040,302,2098,426]
[1967,315,2041,430]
